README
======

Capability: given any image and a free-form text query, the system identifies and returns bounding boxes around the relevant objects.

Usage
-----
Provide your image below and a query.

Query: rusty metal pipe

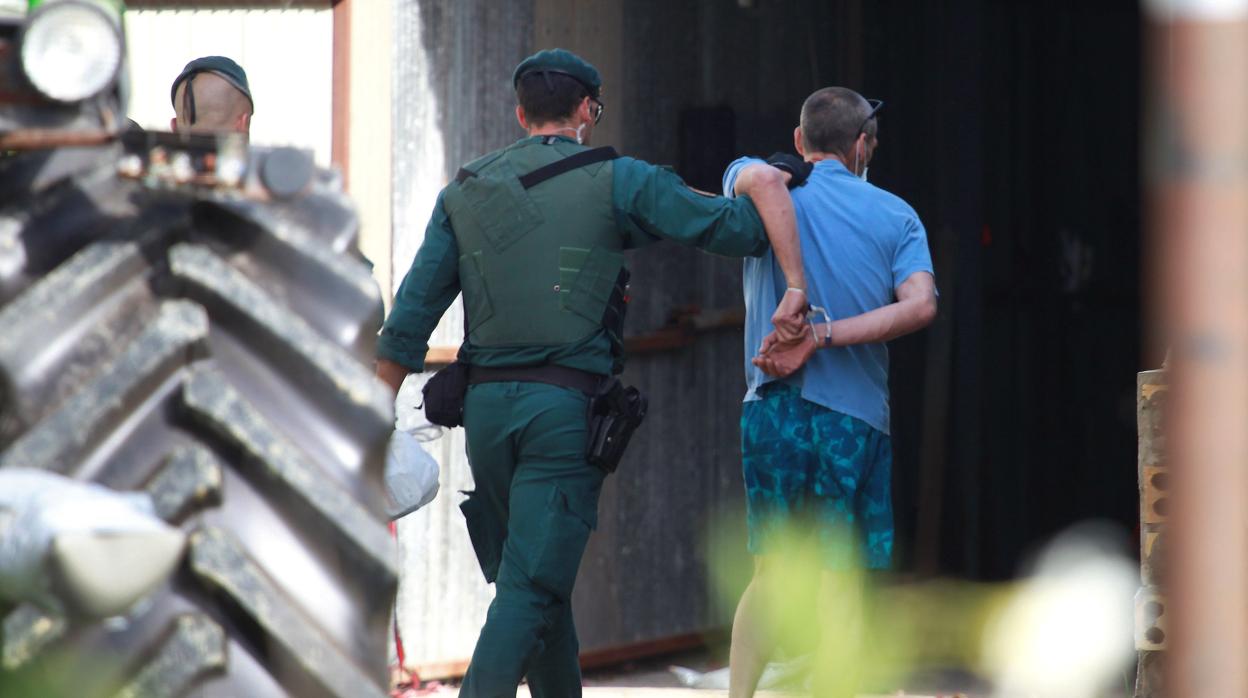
[0,129,114,151]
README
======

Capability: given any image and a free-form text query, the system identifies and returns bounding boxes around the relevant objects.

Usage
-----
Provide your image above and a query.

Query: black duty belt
[467,364,603,396]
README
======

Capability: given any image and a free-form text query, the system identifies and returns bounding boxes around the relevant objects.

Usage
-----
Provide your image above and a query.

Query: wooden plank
[423,306,747,368]
[424,346,460,368]
[330,0,351,188]
[579,631,711,671]
[413,658,469,682]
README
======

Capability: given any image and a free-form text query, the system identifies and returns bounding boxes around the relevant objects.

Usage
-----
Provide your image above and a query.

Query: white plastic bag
[384,429,441,520]
[384,373,449,520]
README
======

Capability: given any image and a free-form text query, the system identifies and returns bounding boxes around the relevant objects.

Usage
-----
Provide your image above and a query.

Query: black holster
[586,378,648,473]
[422,361,469,427]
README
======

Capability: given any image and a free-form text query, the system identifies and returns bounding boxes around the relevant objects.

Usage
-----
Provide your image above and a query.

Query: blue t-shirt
[723,157,934,435]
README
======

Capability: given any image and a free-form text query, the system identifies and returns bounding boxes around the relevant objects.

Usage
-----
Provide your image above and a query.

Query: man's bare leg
[729,556,776,698]
[812,568,865,698]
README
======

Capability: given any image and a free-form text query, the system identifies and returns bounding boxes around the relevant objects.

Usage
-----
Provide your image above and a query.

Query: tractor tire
[0,143,397,698]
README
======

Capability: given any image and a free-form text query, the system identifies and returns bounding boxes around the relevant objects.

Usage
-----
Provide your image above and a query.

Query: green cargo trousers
[457,381,604,698]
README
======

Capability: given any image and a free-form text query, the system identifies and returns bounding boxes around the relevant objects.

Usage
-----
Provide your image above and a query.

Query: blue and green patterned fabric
[741,383,894,570]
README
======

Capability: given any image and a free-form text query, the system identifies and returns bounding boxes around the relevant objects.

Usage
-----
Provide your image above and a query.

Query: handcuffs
[807,304,832,348]
[784,287,831,348]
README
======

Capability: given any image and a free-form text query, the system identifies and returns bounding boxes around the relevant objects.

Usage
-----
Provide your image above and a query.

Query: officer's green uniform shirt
[378,134,769,375]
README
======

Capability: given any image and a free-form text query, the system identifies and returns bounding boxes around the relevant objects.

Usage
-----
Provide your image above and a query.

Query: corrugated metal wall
[124,8,334,166]
[389,0,828,671]
[389,0,1145,674]
[391,0,535,672]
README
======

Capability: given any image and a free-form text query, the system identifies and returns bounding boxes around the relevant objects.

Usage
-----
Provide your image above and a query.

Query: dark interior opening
[623,0,1142,580]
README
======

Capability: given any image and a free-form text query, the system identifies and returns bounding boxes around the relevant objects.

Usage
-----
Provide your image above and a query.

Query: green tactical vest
[443,137,627,351]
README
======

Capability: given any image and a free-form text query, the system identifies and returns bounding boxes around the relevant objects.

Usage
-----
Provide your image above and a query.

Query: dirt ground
[404,644,1135,697]
[407,646,994,697]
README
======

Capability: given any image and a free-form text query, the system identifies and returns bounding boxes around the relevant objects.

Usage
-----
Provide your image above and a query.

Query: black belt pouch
[422,361,469,427]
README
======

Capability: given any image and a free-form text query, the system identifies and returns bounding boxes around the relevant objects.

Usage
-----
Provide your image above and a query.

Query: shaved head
[799,87,874,158]
[172,71,252,135]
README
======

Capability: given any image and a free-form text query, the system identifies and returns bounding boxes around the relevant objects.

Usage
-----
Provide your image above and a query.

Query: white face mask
[854,141,869,182]
[553,123,587,144]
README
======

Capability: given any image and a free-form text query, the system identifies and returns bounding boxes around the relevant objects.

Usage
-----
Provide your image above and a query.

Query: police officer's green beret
[512,48,601,100]
[170,56,254,113]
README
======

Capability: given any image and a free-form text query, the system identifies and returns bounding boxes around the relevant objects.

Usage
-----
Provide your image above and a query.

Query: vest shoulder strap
[455,146,619,188]
[517,146,619,189]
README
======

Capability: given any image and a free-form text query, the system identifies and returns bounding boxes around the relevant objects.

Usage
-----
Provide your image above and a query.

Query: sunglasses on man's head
[857,99,884,136]
[591,98,605,125]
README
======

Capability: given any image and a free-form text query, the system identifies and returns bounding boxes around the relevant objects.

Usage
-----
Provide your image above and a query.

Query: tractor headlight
[20,0,123,103]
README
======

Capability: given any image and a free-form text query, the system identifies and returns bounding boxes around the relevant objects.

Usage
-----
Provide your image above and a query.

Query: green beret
[171,56,254,113]
[512,48,601,100]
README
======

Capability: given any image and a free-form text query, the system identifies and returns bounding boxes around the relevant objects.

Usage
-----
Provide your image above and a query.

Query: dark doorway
[618,0,1142,581]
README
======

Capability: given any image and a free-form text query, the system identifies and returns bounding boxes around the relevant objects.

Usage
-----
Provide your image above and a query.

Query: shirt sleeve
[721,156,766,198]
[377,191,461,371]
[892,207,936,290]
[612,157,769,257]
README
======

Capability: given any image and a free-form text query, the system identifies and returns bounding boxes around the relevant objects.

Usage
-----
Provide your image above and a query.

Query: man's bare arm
[733,163,807,339]
[817,271,937,347]
[752,272,937,377]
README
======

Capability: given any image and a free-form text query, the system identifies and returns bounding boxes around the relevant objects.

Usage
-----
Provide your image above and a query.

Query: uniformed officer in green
[376,49,808,697]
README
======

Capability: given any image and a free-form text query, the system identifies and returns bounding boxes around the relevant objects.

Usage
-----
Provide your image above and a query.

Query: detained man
[722,87,938,698]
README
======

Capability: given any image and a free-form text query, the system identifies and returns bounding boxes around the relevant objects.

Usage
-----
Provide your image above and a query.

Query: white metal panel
[390,0,493,672]
[395,412,494,672]
[124,9,334,166]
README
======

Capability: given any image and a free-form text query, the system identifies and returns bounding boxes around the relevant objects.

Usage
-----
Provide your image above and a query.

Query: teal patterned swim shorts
[740,382,894,569]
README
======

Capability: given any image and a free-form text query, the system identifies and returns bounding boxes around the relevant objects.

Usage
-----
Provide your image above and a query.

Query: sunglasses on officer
[590,98,605,125]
